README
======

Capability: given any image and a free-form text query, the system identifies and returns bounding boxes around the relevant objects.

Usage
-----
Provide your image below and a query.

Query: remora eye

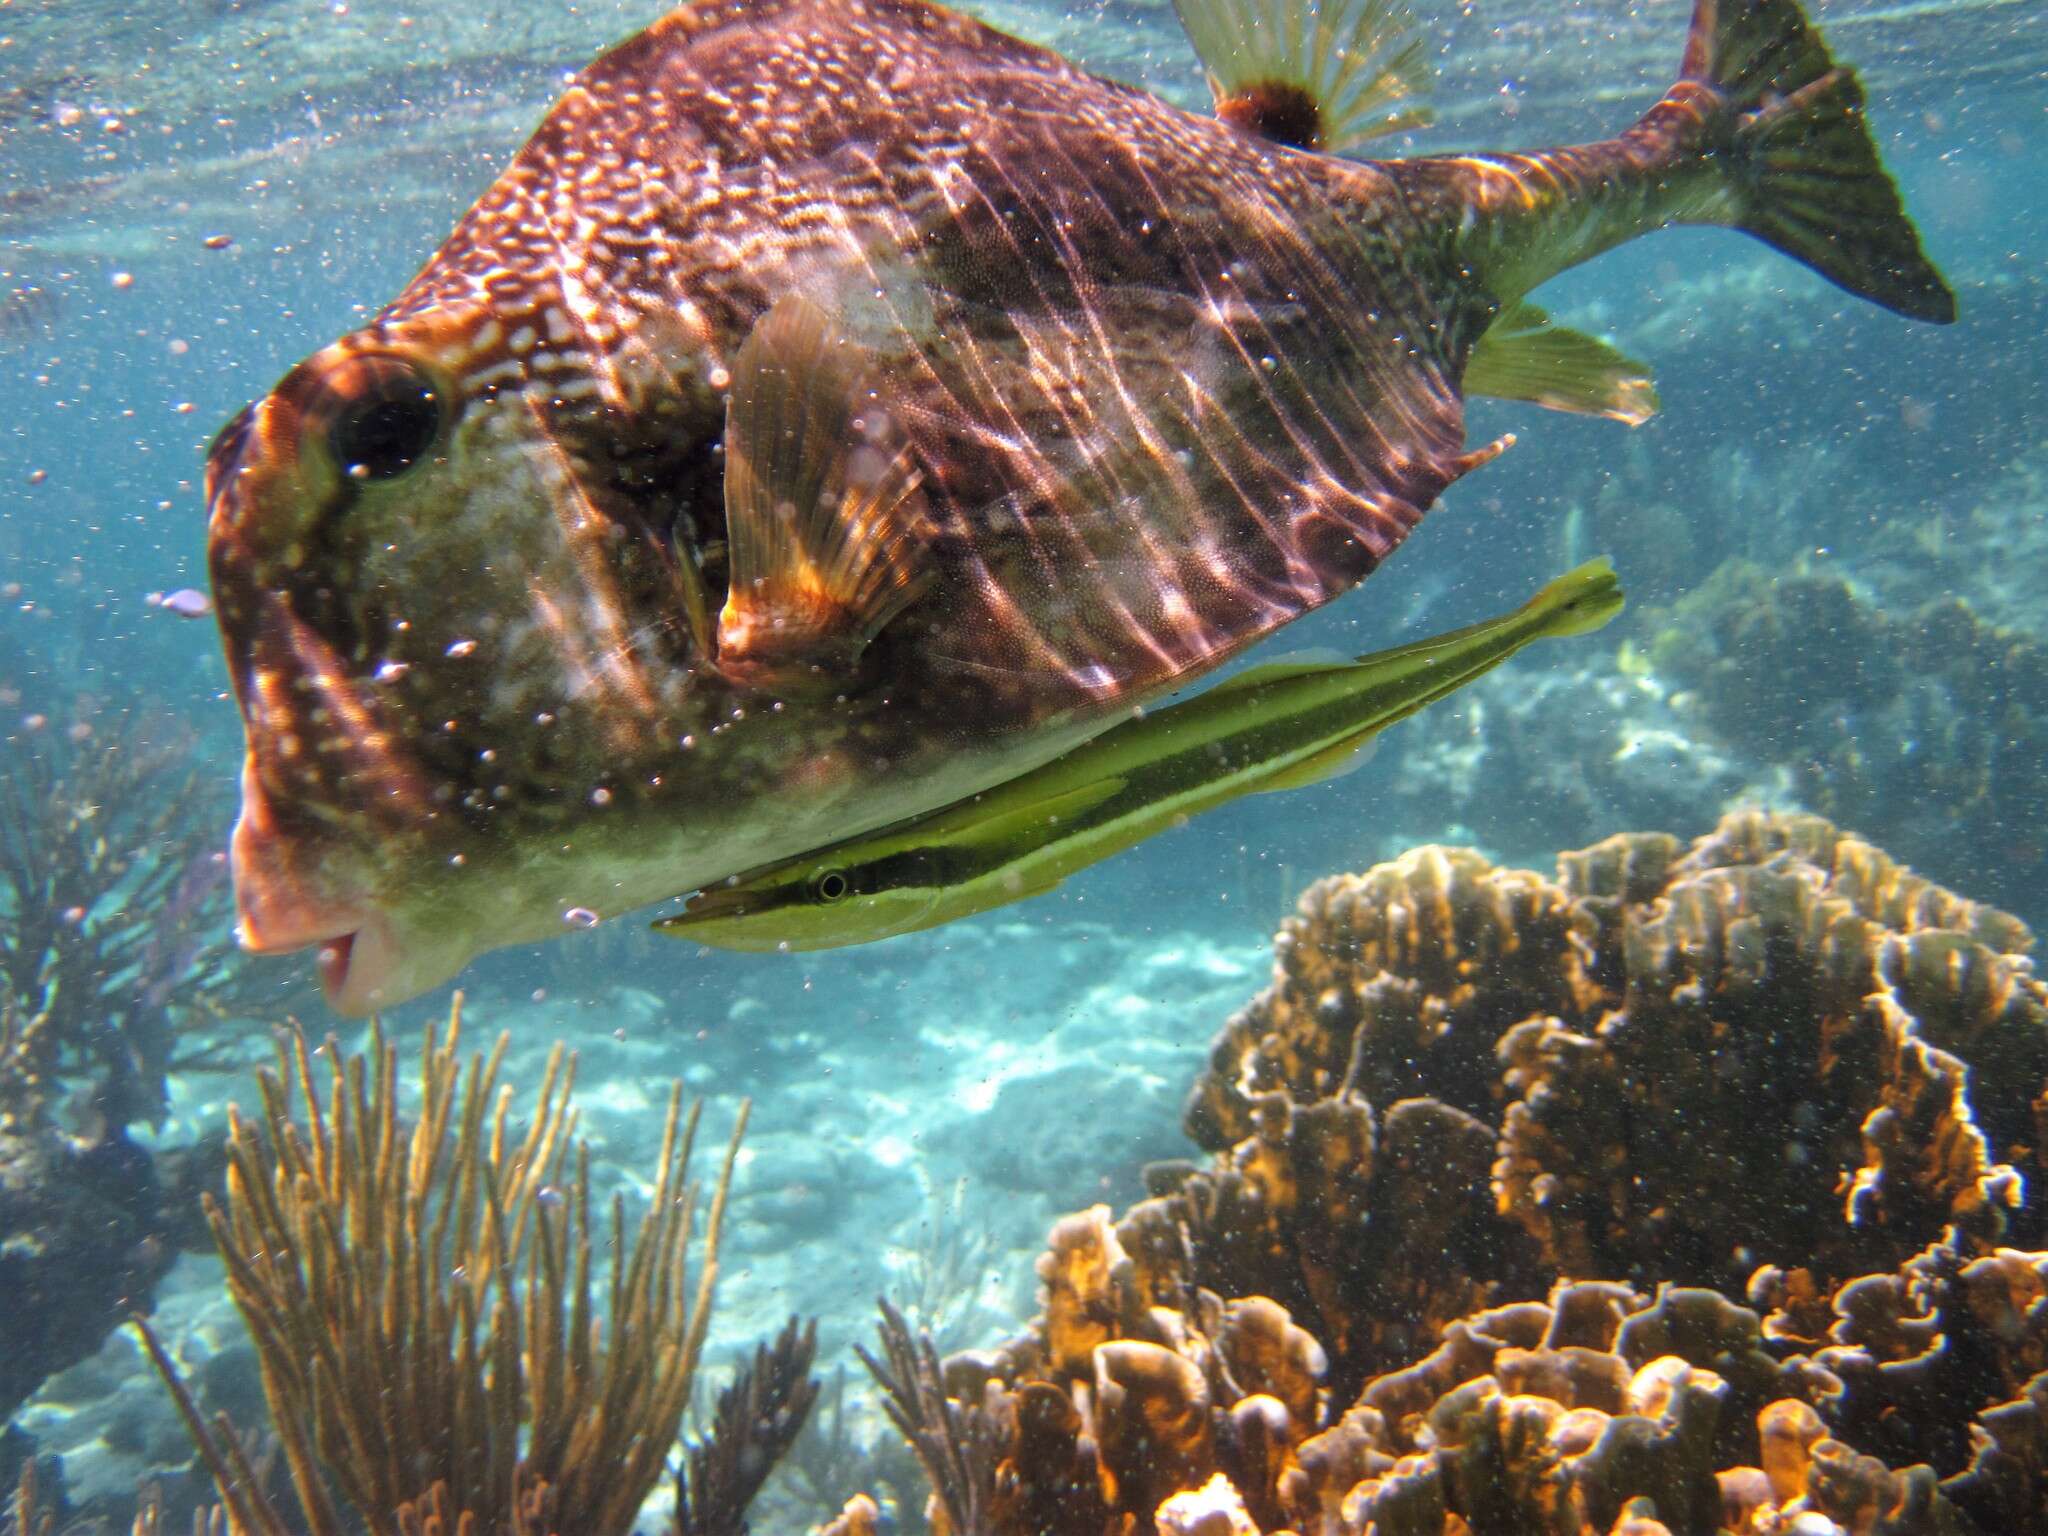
[812,869,850,903]
[322,356,444,479]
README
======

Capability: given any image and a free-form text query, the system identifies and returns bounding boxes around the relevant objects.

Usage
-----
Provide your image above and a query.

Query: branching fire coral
[139,998,809,1536]
[835,810,2048,1535]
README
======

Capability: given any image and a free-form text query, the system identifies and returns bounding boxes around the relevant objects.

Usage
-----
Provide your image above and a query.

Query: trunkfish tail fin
[1421,0,1953,324]
[1679,0,1955,322]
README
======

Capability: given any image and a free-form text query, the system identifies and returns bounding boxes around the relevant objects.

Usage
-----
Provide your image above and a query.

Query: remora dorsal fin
[1254,725,1382,793]
[1464,302,1660,427]
[1173,0,1434,153]
[717,293,931,690]
[949,778,1128,853]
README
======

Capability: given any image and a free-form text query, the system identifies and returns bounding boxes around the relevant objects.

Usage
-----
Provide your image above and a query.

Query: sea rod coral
[137,997,816,1536]
[828,810,2048,1535]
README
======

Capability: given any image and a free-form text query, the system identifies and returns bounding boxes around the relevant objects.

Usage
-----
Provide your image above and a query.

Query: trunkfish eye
[316,355,445,480]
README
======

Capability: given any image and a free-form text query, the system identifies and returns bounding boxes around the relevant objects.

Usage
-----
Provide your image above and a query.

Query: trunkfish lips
[205,0,1952,1015]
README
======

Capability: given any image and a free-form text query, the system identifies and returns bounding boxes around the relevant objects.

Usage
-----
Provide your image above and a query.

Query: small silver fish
[152,588,214,619]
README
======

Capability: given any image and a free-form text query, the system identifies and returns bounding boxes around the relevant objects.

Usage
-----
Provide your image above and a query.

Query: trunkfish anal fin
[717,293,932,692]
[1173,0,1434,153]
[1465,302,1660,427]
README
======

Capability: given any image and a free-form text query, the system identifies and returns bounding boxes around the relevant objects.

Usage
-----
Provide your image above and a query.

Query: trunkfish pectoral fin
[717,293,931,691]
[1173,0,1434,153]
[1464,302,1660,427]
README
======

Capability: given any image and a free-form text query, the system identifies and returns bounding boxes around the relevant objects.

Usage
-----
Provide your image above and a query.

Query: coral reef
[1185,809,2042,1334]
[1357,635,1760,882]
[776,1361,937,1535]
[1645,559,2048,926]
[139,999,811,1536]
[0,1115,168,1439]
[0,708,294,1430]
[676,1315,822,1536]
[0,711,285,1132]
[827,811,2048,1534]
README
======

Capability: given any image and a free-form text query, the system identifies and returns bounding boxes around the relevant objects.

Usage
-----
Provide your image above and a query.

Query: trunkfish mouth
[226,755,470,1016]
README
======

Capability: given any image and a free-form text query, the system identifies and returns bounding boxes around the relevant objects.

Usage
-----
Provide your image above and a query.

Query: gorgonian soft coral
[0,695,299,1427]
[0,706,294,1132]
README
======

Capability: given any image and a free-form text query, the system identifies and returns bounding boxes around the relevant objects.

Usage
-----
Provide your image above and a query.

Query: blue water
[1,0,2045,1529]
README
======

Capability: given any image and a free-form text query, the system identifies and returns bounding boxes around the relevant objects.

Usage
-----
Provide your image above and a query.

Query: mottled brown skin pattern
[205,0,1794,1010]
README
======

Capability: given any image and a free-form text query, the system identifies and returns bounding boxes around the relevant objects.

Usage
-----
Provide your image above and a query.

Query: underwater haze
[2,0,2047,1531]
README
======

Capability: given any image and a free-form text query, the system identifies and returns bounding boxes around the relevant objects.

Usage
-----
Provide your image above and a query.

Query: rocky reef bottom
[813,809,2048,1536]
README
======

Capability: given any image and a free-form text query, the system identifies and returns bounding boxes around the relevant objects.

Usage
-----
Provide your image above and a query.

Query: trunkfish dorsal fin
[1464,302,1660,427]
[717,293,932,692]
[1173,0,1434,153]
